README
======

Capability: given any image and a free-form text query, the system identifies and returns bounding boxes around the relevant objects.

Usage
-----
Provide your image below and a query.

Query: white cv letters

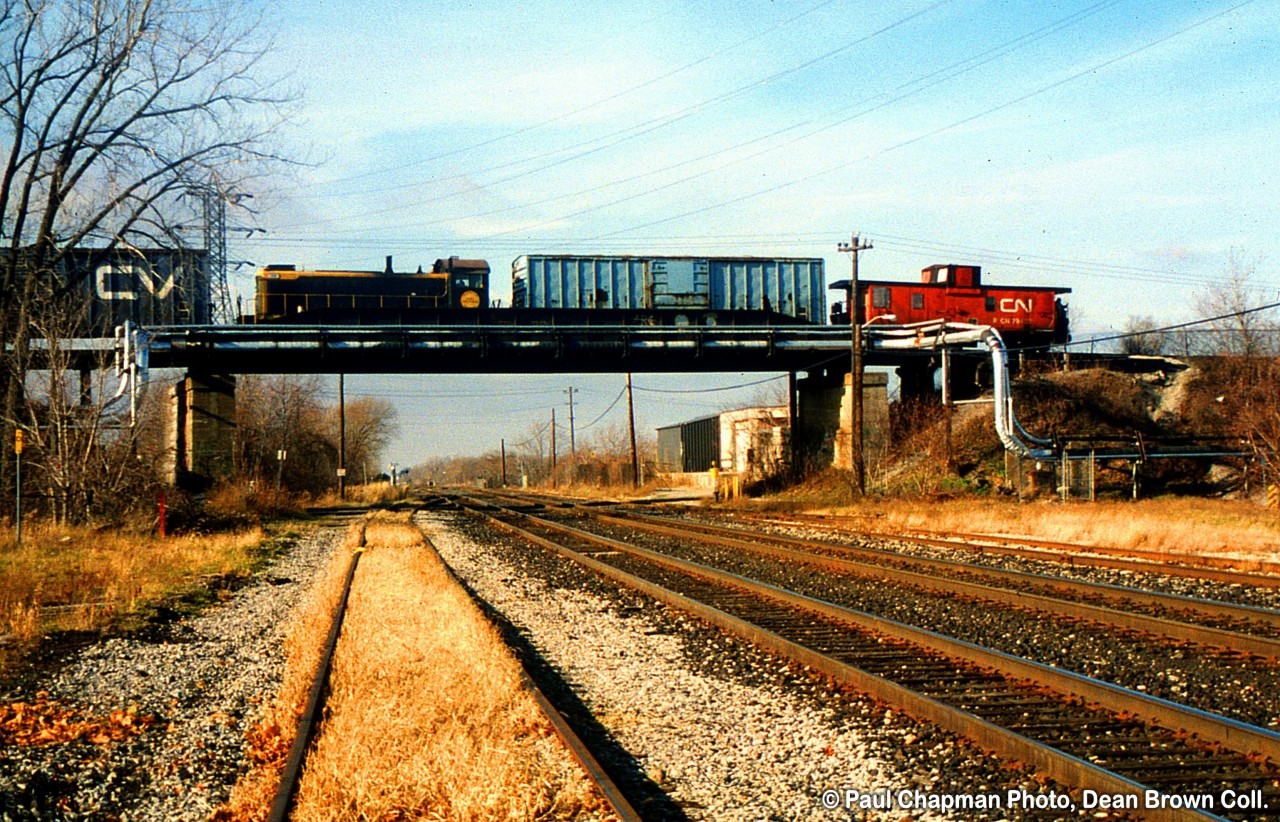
[95,263,178,301]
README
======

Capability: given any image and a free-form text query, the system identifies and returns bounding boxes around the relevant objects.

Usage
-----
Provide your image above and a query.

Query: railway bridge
[120,322,974,488]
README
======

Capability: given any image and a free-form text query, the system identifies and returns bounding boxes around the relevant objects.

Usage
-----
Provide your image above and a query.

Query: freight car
[830,264,1070,348]
[511,254,826,325]
[254,256,488,323]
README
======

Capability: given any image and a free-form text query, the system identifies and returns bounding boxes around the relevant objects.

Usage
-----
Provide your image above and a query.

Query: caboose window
[872,286,890,309]
[911,293,923,310]
[985,297,996,311]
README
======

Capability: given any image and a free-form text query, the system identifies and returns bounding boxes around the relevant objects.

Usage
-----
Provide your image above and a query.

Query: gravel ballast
[0,523,346,822]
[419,510,1082,822]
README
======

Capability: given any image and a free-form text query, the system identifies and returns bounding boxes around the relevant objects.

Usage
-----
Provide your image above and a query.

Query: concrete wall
[166,373,236,488]
[794,369,889,473]
[834,370,889,470]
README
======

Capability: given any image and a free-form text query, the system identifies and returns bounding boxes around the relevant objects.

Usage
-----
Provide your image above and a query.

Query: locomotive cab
[433,256,489,309]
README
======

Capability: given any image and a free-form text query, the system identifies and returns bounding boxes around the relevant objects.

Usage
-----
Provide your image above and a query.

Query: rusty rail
[593,509,1280,658]
[460,497,1280,822]
[417,523,644,822]
[267,522,365,822]
[741,512,1280,588]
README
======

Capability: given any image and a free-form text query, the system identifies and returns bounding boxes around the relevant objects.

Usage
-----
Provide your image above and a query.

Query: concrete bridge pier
[165,373,236,489]
[793,368,889,475]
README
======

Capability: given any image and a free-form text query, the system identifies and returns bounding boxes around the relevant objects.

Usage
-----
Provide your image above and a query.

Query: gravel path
[420,510,1084,822]
[0,522,345,822]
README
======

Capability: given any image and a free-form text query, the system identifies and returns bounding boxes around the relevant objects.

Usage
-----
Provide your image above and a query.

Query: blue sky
[228,0,1279,466]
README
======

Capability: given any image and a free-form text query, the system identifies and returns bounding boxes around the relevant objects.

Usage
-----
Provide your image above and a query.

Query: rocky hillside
[881,358,1256,498]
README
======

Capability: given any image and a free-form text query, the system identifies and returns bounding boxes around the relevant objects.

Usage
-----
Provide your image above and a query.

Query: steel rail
[740,512,1280,588]
[458,500,1264,822]
[417,524,644,822]
[499,506,1280,762]
[587,509,1280,658]
[267,525,365,822]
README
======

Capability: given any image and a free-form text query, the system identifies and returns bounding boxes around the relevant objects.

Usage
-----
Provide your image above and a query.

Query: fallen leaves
[0,693,154,747]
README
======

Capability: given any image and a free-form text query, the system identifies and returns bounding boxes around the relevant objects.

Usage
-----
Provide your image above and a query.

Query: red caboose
[831,264,1070,347]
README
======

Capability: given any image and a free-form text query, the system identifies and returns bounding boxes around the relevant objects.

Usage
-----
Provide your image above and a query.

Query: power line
[593,0,1258,240]
[579,383,628,430]
[1062,299,1280,349]
[248,228,1237,292]
[634,374,787,394]
[464,0,1127,241]
[289,0,846,196]
[269,2,956,233]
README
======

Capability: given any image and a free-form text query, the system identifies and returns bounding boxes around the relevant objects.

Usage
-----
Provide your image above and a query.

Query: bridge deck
[138,324,878,374]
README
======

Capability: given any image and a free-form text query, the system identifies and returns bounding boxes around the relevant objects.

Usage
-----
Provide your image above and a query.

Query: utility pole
[500,438,507,487]
[550,407,558,486]
[838,232,872,497]
[565,387,578,458]
[338,373,346,500]
[626,373,639,486]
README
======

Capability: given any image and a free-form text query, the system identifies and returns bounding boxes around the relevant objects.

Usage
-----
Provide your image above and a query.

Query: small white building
[719,406,790,481]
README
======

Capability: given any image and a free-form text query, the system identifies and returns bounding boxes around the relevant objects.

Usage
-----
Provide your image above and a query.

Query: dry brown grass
[310,482,412,508]
[290,517,605,821]
[216,515,605,821]
[0,522,264,666]
[213,521,365,822]
[781,496,1280,560]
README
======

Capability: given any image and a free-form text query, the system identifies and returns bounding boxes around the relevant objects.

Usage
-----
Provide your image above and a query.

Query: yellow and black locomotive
[253,256,488,323]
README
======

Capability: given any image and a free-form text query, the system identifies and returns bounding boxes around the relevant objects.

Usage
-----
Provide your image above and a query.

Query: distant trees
[235,377,398,495]
[1120,315,1165,356]
[0,0,296,521]
[1183,251,1280,486]
[326,396,398,486]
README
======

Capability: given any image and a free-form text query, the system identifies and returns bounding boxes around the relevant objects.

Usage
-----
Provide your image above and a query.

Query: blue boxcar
[511,255,826,324]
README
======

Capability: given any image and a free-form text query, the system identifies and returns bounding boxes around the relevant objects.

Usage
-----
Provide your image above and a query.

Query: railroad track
[458,493,1280,822]
[576,507,1280,660]
[265,511,642,822]
[728,510,1280,589]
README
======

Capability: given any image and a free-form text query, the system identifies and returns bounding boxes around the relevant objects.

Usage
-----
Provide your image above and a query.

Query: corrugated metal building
[656,414,721,473]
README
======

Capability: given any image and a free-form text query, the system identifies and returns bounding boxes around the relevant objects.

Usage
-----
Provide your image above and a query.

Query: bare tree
[326,397,397,486]
[509,420,551,485]
[236,375,329,493]
[1120,315,1166,356]
[0,0,297,518]
[1181,251,1280,492]
[16,292,168,523]
[1192,251,1278,357]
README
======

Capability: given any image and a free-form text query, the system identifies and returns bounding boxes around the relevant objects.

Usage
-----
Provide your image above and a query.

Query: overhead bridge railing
[109,321,860,376]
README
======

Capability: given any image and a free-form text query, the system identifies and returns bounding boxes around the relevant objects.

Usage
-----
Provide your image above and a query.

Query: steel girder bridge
[128,323,886,375]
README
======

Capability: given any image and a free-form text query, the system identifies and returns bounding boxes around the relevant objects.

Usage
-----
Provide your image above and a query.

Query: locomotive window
[985,297,996,311]
[871,287,891,309]
[911,293,924,310]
